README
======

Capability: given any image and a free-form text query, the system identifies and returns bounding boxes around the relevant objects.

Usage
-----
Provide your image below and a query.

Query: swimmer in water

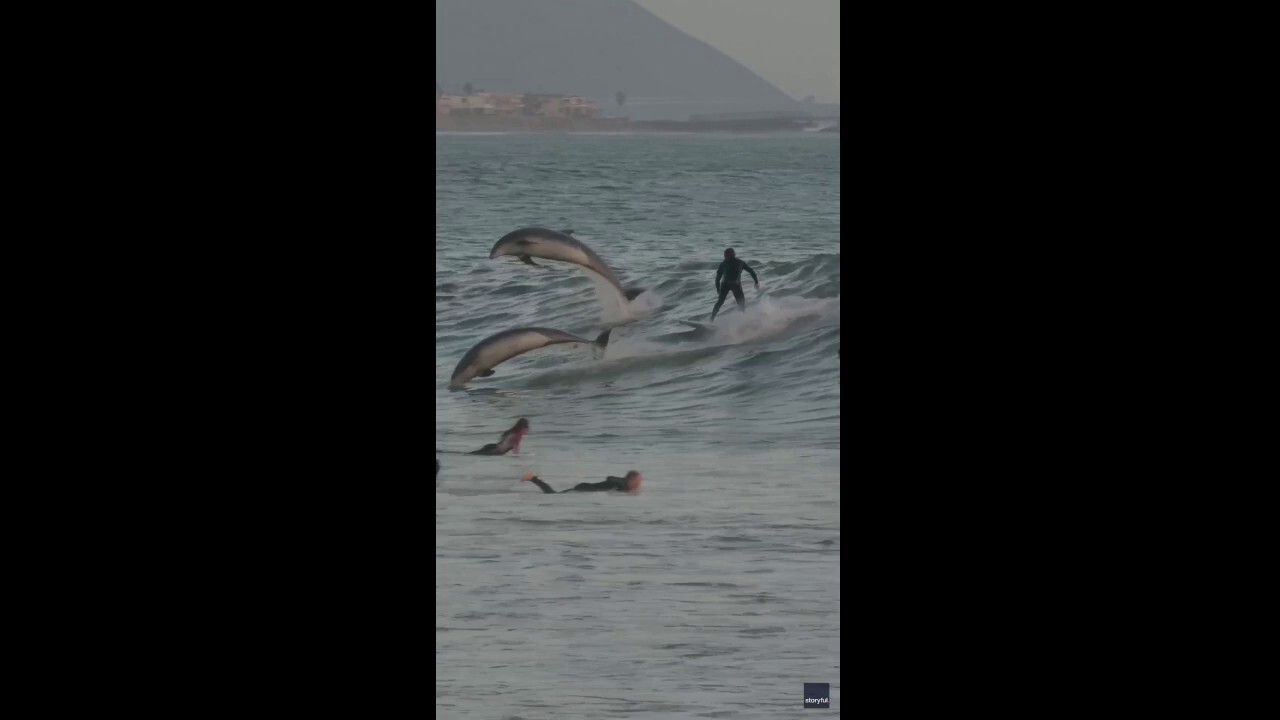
[520,470,643,494]
[710,247,759,321]
[470,418,530,456]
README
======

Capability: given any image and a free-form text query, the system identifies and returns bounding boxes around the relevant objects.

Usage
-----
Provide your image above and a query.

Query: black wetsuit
[470,429,523,456]
[712,257,759,320]
[526,476,629,494]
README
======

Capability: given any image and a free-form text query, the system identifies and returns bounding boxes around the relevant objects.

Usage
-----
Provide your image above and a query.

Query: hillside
[435,0,802,121]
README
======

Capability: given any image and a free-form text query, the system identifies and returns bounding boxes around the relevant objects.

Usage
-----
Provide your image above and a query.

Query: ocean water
[436,133,840,718]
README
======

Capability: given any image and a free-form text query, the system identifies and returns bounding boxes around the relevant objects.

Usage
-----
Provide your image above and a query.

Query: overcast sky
[635,0,840,104]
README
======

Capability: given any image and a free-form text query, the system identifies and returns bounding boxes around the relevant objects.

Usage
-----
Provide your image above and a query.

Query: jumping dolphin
[449,327,613,389]
[488,228,645,301]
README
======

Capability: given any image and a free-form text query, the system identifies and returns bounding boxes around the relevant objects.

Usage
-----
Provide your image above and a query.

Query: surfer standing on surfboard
[710,248,759,321]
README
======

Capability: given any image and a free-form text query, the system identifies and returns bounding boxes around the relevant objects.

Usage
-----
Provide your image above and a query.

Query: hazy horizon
[636,0,840,104]
[436,0,826,122]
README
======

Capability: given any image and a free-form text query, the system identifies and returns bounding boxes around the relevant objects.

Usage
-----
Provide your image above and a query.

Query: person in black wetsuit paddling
[520,470,643,494]
[710,247,759,321]
[470,418,530,456]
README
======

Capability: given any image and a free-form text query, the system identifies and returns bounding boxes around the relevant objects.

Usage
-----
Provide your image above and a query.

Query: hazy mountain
[435,0,802,121]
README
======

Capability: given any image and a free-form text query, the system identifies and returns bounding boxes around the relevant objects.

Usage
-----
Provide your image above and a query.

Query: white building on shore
[436,91,599,119]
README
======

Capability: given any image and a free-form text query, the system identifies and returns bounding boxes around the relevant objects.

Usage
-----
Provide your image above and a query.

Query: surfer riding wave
[710,247,759,321]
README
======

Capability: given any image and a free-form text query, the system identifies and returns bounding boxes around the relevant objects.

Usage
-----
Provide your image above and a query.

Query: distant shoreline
[435,117,838,135]
[436,116,629,133]
[436,130,840,137]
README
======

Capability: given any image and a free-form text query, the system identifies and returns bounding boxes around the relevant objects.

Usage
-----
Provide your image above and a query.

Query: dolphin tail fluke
[592,328,612,359]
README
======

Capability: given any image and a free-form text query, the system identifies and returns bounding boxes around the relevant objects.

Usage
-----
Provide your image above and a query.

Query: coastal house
[437,95,464,115]
[439,94,497,116]
[436,91,617,129]
[439,92,544,117]
[538,95,599,119]
[485,93,525,115]
[567,96,599,118]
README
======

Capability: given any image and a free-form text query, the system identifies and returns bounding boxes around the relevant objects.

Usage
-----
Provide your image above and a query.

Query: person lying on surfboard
[520,470,642,494]
[469,418,529,456]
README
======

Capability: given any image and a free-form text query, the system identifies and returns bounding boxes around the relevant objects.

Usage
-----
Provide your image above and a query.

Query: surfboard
[678,319,716,332]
